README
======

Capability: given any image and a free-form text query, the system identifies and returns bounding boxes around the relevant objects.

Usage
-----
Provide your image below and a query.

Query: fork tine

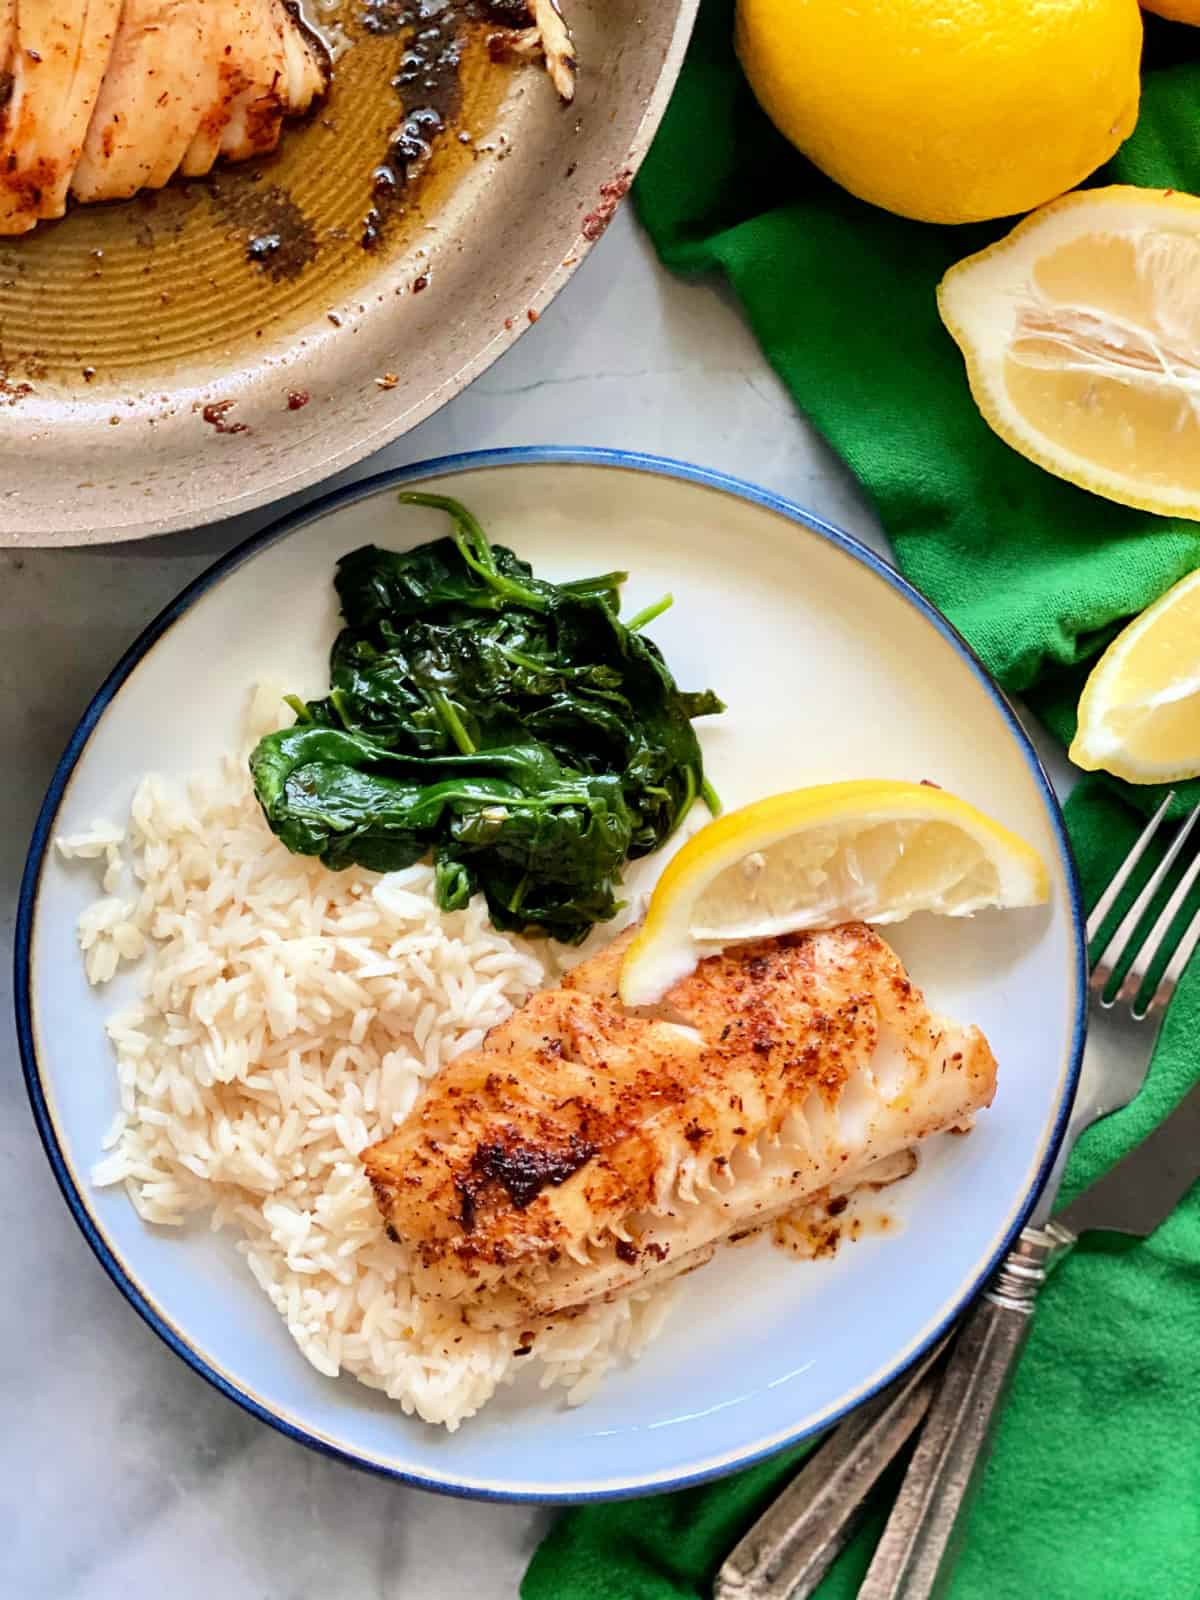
[1114,846,1200,1010]
[1091,799,1199,993]
[1086,792,1175,944]
[1147,885,1200,1019]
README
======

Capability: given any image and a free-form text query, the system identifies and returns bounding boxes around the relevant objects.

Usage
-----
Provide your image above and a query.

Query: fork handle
[713,1338,947,1600]
[857,1223,1075,1600]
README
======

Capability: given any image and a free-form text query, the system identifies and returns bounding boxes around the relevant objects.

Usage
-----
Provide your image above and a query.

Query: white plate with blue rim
[16,447,1085,1502]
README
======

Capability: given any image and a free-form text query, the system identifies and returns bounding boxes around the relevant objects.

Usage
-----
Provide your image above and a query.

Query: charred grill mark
[455,1178,478,1233]
[0,154,55,208]
[455,1131,598,1228]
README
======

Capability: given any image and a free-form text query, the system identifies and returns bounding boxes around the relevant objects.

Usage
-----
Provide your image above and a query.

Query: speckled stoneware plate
[0,4,696,546]
[17,450,1085,1501]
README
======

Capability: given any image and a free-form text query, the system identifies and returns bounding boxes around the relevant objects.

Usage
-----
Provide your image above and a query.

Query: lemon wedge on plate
[1071,569,1200,782]
[939,186,1200,519]
[619,780,1049,1006]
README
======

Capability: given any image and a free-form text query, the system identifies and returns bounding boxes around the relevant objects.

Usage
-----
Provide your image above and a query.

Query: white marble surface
[0,208,1061,1599]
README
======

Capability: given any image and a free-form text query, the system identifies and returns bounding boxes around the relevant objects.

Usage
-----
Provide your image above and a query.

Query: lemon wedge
[619,781,1049,1006]
[939,186,1200,519]
[1070,569,1200,782]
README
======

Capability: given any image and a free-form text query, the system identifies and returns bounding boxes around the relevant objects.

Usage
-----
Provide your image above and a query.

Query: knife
[713,1338,950,1600]
[858,1078,1200,1600]
[1054,1077,1200,1241]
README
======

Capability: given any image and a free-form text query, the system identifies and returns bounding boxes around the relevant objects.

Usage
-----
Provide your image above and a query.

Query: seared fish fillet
[179,0,323,179]
[72,0,217,203]
[0,0,327,226]
[362,925,998,1329]
[0,0,122,232]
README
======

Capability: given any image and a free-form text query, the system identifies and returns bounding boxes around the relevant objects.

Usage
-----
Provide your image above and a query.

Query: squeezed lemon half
[939,186,1200,519]
[1071,569,1200,782]
[619,780,1049,1006]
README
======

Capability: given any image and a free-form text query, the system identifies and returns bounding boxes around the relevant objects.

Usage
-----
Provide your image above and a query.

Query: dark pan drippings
[360,0,540,248]
[209,176,321,282]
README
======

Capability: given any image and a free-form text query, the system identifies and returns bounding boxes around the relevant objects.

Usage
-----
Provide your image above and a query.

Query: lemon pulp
[940,186,1200,518]
[620,781,1049,1005]
[1071,569,1200,781]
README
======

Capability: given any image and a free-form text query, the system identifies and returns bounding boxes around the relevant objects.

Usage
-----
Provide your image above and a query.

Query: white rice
[59,687,674,1430]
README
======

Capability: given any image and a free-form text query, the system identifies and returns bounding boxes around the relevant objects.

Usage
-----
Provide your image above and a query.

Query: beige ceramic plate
[0,1,696,545]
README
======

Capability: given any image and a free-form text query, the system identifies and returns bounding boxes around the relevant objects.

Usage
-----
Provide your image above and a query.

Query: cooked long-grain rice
[60,687,673,1429]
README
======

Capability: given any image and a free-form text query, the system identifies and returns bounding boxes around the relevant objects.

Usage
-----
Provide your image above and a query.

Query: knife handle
[713,1338,948,1600]
[856,1222,1075,1600]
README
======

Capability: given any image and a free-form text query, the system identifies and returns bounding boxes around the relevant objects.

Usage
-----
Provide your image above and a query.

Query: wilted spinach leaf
[249,492,724,942]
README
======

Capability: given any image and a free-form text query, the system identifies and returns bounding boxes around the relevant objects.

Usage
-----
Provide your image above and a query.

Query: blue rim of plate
[15,446,1087,1504]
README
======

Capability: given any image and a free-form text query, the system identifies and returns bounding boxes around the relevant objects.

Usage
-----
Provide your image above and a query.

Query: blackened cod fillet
[362,924,997,1329]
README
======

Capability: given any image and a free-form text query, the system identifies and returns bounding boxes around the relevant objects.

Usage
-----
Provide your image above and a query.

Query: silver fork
[715,792,1200,1600]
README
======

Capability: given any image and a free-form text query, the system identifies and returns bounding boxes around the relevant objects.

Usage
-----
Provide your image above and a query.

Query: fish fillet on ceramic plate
[363,923,998,1330]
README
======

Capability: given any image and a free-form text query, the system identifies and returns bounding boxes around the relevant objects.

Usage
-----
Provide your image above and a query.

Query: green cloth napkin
[524,9,1200,1597]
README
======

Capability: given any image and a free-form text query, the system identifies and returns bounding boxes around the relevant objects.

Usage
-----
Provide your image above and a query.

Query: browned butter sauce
[773,1191,901,1261]
[360,0,537,248]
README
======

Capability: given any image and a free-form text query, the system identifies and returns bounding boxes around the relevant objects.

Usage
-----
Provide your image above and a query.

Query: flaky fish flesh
[363,925,997,1329]
[0,0,328,231]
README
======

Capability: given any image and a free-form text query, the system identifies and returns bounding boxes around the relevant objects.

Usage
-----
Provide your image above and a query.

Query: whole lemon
[735,0,1143,224]
[1141,0,1200,19]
